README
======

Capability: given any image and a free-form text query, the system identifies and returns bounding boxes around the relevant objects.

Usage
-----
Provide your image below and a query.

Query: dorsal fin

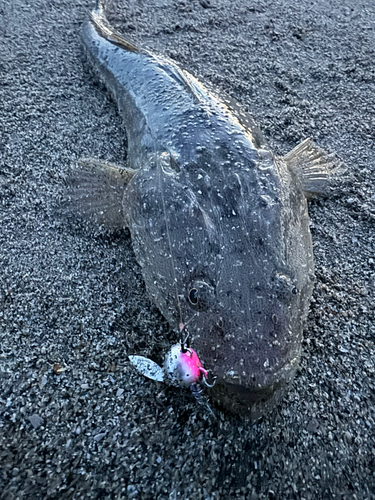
[154,57,212,103]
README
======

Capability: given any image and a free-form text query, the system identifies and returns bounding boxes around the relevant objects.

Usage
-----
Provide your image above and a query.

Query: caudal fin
[90,4,139,53]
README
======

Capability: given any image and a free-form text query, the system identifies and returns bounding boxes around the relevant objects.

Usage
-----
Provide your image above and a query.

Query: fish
[73,3,339,418]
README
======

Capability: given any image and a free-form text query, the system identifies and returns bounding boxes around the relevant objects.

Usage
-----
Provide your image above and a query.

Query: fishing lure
[128,337,216,407]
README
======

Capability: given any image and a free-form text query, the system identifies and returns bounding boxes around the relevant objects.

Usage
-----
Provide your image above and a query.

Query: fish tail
[90,2,139,53]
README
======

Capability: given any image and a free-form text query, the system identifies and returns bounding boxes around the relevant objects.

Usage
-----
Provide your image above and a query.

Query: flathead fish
[74,3,338,417]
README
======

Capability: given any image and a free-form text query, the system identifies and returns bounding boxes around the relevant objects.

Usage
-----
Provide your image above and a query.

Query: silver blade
[128,355,165,382]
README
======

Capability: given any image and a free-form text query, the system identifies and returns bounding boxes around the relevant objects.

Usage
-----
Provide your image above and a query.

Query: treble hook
[201,369,217,388]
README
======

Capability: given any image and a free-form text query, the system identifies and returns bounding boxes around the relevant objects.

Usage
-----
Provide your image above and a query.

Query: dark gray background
[1,0,374,498]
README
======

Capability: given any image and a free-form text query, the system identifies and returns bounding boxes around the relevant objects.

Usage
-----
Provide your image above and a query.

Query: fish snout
[192,310,303,417]
[210,352,300,419]
[203,323,301,418]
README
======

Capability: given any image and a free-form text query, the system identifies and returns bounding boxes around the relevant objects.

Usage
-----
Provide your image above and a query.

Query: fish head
[173,157,315,417]
[181,154,314,418]
[125,149,314,417]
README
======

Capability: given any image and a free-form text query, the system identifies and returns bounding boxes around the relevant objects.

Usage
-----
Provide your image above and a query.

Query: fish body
[78,7,336,417]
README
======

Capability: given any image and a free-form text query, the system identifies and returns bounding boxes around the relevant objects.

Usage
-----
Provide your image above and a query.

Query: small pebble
[27,414,44,429]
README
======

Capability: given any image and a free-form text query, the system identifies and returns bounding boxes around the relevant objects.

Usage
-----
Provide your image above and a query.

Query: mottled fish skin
[81,9,315,417]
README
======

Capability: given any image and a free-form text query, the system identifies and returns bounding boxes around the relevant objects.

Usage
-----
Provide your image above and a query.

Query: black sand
[1,0,374,498]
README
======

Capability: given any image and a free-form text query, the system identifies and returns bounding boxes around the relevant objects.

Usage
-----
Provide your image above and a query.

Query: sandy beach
[1,0,374,498]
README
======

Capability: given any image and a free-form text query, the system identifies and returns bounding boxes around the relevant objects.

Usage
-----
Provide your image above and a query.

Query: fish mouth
[210,354,300,420]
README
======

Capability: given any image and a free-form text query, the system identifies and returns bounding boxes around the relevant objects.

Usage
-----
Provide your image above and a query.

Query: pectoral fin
[65,158,136,230]
[283,138,343,198]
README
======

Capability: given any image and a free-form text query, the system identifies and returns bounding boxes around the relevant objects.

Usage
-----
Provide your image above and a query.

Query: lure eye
[187,281,215,311]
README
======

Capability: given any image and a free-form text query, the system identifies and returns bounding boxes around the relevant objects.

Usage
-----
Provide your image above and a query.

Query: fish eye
[187,280,215,311]
[189,288,198,305]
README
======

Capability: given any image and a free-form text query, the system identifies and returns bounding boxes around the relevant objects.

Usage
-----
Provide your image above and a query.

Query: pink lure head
[164,344,208,388]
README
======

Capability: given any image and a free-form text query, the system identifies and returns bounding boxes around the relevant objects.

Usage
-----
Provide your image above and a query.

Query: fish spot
[217,318,224,329]
[159,151,181,174]
[272,272,296,300]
